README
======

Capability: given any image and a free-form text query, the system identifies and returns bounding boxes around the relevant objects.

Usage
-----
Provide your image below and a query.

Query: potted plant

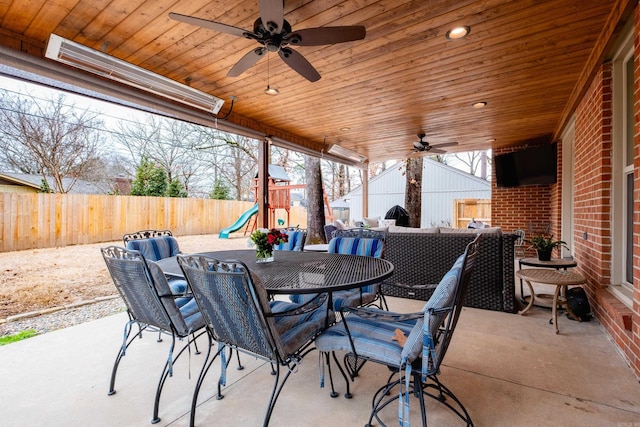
[524,234,567,261]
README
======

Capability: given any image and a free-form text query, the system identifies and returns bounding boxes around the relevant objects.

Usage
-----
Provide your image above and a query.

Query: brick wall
[491,4,640,377]
[631,3,640,378]
[567,5,640,378]
[573,64,613,291]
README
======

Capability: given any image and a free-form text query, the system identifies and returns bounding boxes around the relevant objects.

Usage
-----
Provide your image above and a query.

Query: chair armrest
[340,306,423,323]
[158,292,190,300]
[266,293,329,317]
[383,280,438,291]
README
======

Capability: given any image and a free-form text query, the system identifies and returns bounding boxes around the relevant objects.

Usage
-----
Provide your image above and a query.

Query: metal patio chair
[291,228,388,311]
[514,229,526,257]
[123,229,181,262]
[315,235,480,426]
[178,254,331,427]
[123,229,189,310]
[101,246,206,424]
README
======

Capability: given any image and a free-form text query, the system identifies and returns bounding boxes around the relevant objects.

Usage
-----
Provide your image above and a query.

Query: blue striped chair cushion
[247,273,331,357]
[315,308,415,365]
[401,267,459,363]
[331,289,376,308]
[126,236,180,261]
[270,300,330,355]
[328,236,384,258]
[328,236,384,309]
[168,278,191,308]
[146,262,204,336]
[290,236,384,308]
[274,230,306,252]
[316,254,463,366]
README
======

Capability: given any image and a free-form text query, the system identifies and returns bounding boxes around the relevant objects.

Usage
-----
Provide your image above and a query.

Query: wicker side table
[517,257,577,306]
[516,268,586,334]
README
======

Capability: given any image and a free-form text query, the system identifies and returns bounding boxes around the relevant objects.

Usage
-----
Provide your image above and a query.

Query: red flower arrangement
[250,228,288,259]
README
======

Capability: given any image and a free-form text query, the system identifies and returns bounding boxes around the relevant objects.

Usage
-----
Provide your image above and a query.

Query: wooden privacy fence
[0,193,307,252]
[452,199,491,229]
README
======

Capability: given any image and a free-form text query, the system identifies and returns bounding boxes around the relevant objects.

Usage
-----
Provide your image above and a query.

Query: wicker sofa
[382,228,517,313]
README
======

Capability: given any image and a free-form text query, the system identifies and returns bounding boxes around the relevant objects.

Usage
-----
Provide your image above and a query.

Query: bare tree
[454,150,490,178]
[404,157,423,227]
[115,115,203,192]
[305,155,326,244]
[186,129,260,200]
[0,90,104,193]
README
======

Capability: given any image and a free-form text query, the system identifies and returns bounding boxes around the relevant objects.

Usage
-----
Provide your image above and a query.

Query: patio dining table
[156,249,395,296]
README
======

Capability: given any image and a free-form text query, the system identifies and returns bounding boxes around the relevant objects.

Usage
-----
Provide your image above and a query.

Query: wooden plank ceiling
[0,0,623,163]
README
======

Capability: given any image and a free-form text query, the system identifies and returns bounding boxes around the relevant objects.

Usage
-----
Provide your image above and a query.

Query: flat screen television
[494,143,557,187]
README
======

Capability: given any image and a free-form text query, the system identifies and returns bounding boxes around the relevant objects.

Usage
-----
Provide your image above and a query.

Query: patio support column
[362,166,369,218]
[257,137,270,229]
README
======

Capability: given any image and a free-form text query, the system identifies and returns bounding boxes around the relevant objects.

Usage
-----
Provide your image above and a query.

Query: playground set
[219,165,332,238]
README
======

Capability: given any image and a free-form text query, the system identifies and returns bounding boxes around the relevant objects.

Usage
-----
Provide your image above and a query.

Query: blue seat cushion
[315,308,415,366]
[179,298,205,331]
[328,236,384,258]
[270,300,330,355]
[274,230,306,252]
[126,236,180,261]
[317,253,464,366]
[168,278,191,308]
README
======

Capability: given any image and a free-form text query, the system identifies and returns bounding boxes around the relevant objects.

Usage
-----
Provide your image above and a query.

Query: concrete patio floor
[1,294,639,427]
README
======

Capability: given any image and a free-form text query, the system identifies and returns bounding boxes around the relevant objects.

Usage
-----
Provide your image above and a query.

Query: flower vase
[256,248,274,263]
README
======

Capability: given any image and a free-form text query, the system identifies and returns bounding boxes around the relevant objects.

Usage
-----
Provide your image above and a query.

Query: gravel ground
[0,297,126,336]
[0,233,251,338]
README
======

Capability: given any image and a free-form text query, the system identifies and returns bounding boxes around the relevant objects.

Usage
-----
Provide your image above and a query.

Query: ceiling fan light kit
[169,0,366,83]
[328,144,367,163]
[44,34,224,114]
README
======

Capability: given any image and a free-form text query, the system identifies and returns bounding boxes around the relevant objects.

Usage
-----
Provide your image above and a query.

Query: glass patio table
[156,249,394,296]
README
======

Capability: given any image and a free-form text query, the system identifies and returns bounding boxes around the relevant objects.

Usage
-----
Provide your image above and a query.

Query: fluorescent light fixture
[45,34,224,114]
[328,144,367,163]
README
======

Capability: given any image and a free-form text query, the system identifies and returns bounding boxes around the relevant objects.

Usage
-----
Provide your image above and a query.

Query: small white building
[334,159,491,227]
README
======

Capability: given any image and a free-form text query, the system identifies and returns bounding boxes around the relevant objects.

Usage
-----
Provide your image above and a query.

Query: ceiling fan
[411,133,458,155]
[168,0,366,82]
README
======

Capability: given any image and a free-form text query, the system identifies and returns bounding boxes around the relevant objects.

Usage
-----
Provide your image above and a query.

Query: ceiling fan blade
[278,48,321,82]
[259,0,284,34]
[169,12,248,38]
[431,141,458,149]
[429,148,447,154]
[227,48,266,77]
[285,26,366,46]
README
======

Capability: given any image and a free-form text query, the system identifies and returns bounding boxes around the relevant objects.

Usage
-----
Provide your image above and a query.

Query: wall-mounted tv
[494,143,557,187]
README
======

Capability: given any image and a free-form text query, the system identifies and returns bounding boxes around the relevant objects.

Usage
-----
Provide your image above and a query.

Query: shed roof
[0,172,108,194]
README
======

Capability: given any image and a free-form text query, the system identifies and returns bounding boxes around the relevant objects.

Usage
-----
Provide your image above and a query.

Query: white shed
[337,159,491,227]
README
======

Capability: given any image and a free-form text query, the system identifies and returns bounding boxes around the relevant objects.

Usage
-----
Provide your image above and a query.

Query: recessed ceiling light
[340,127,351,132]
[472,101,487,108]
[446,26,470,40]
[487,138,496,143]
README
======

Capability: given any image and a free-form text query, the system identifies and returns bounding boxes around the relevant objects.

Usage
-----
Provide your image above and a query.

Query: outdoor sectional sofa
[382,227,516,313]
